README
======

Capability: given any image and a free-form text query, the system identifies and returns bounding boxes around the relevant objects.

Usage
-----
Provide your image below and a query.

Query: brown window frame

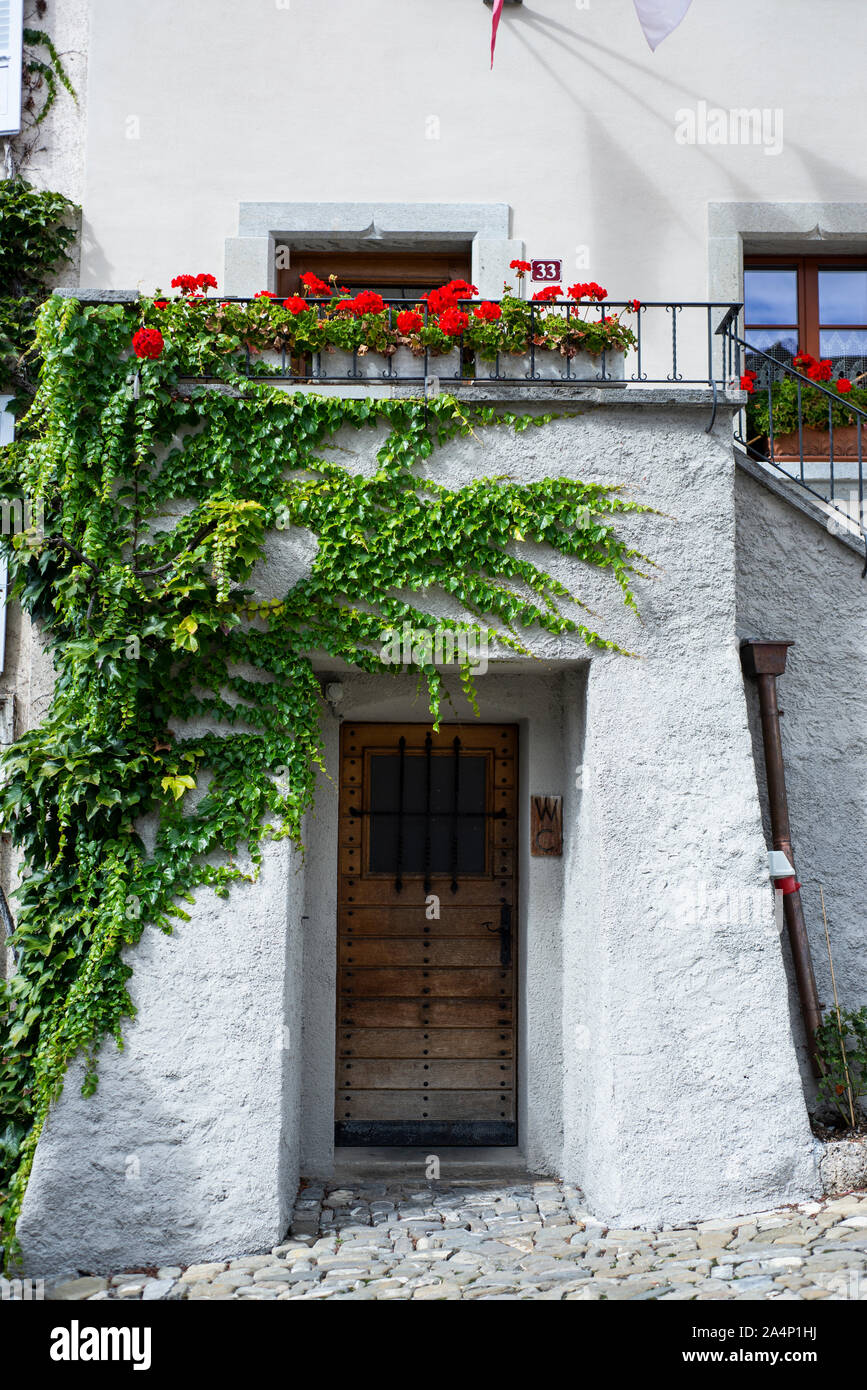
[276,249,472,300]
[744,253,867,360]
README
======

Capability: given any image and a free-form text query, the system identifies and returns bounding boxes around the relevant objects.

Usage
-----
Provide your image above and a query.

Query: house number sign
[531,259,562,283]
[530,796,563,856]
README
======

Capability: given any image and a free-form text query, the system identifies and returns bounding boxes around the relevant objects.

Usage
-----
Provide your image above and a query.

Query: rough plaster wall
[539,411,820,1223]
[18,401,823,1270]
[0,611,56,979]
[735,469,867,1102]
[562,667,596,1197]
[18,839,303,1276]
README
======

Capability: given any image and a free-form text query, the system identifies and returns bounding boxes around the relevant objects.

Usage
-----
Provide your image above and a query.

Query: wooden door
[336,722,518,1146]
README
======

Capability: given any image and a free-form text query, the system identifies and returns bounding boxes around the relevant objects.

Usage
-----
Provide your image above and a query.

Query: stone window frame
[223,201,523,301]
[708,202,867,308]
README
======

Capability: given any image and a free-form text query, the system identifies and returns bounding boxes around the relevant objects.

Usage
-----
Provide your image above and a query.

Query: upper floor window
[276,249,472,302]
[744,256,867,373]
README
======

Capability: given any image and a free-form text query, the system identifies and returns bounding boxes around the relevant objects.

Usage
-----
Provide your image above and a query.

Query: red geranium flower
[510,259,532,274]
[132,327,164,360]
[631,298,641,312]
[300,272,332,297]
[196,273,218,292]
[254,290,276,299]
[473,302,502,322]
[567,282,607,302]
[170,274,198,295]
[739,371,757,393]
[396,309,424,333]
[352,290,386,316]
[532,285,563,302]
[438,307,469,336]
[443,280,479,301]
[334,299,356,314]
[153,300,168,310]
[424,286,457,315]
[837,377,853,393]
[283,296,309,315]
[807,358,833,382]
[793,352,816,371]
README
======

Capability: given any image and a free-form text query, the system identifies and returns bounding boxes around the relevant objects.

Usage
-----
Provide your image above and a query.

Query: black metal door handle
[485,908,511,967]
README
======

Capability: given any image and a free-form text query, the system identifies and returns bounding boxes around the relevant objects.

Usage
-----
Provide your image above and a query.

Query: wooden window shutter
[0,0,24,138]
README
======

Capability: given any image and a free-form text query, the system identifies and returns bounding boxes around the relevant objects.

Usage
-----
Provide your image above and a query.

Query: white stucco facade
[5,0,867,1273]
[17,395,826,1272]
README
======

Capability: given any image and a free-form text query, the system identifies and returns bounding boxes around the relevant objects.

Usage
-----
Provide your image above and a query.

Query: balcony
[55,288,867,551]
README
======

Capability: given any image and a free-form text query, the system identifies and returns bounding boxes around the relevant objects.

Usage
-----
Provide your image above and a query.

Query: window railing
[722,323,867,558]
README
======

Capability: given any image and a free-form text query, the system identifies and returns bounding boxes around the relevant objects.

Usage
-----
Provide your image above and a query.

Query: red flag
[490,0,504,68]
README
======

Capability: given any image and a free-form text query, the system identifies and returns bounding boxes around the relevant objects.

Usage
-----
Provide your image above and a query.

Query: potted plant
[745,354,867,462]
[473,282,637,382]
[318,291,400,379]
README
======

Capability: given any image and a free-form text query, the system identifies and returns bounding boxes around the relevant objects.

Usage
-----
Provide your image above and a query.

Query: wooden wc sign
[530,795,563,856]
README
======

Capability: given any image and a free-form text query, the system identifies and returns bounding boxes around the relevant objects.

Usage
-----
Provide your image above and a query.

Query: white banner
[633,0,694,50]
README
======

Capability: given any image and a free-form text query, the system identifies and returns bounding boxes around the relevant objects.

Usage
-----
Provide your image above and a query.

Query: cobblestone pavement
[42,1181,867,1301]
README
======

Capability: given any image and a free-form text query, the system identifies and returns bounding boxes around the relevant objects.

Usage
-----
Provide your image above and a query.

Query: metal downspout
[740,639,823,1077]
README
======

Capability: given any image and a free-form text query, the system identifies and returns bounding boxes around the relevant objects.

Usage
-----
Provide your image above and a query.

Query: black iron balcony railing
[184,296,744,390]
[721,321,867,559]
[62,290,741,388]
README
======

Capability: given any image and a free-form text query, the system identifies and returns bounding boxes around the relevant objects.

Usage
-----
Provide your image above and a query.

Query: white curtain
[632,0,694,50]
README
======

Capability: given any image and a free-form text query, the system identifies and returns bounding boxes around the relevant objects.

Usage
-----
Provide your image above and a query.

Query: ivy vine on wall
[0,293,652,1263]
[1,0,79,401]
[0,179,78,399]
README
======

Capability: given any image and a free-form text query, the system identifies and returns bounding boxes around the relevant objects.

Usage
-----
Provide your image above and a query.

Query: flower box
[317,347,391,381]
[385,346,463,382]
[476,348,626,383]
[771,424,867,464]
[316,346,463,383]
[248,347,297,374]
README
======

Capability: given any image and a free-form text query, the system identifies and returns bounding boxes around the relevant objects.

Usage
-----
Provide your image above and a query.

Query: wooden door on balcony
[335,722,518,1146]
